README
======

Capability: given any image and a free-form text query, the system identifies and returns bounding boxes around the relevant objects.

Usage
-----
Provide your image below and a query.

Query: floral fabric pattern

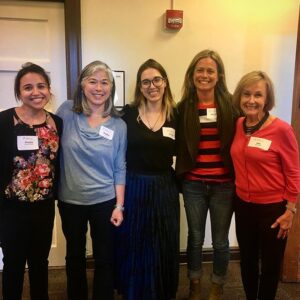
[5,124,59,202]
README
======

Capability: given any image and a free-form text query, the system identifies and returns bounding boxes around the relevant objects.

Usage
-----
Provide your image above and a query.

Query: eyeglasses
[140,76,165,88]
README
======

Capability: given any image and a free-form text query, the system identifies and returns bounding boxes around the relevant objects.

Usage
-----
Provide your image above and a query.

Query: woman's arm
[271,200,297,239]
[110,184,125,227]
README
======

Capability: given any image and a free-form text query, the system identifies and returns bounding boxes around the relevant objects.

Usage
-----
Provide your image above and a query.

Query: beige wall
[81,0,299,250]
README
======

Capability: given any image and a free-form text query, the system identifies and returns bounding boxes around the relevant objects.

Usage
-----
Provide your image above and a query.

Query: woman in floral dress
[0,63,62,300]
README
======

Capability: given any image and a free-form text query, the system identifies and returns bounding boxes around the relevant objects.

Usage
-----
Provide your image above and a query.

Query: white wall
[81,0,299,250]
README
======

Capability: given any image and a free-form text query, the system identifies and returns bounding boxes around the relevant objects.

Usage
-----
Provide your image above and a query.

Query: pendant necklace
[144,110,161,131]
[243,112,269,136]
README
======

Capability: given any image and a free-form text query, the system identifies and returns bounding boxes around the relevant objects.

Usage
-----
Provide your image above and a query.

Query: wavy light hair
[73,60,120,117]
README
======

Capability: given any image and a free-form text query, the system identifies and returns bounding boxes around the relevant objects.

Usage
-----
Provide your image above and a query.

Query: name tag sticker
[206,108,217,121]
[162,127,175,140]
[17,136,39,150]
[99,126,114,140]
[248,137,272,151]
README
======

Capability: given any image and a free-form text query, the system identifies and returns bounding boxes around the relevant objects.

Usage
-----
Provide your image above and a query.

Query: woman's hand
[110,207,124,227]
[271,210,294,239]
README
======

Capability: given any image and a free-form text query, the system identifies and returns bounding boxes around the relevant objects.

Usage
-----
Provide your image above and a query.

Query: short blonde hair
[233,71,275,112]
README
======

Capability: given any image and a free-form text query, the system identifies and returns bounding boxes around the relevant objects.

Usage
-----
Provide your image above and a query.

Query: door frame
[281,5,300,282]
[291,5,300,141]
[22,0,82,99]
[63,0,81,99]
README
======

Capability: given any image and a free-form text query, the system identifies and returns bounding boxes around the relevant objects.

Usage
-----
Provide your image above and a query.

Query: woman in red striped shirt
[176,49,238,300]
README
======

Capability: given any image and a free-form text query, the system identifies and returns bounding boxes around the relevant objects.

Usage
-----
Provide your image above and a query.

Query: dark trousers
[58,199,115,300]
[1,199,55,300]
[235,198,287,300]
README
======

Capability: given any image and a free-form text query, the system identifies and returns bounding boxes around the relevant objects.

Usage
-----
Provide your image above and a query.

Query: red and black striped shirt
[186,102,231,182]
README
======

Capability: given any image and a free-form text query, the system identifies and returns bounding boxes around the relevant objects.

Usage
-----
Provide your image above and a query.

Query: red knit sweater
[231,117,300,204]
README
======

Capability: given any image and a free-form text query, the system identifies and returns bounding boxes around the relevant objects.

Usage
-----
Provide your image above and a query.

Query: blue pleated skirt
[114,170,180,300]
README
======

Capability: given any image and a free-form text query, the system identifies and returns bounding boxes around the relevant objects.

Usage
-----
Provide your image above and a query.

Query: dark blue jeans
[58,199,115,300]
[1,199,55,300]
[235,198,287,300]
[182,180,234,284]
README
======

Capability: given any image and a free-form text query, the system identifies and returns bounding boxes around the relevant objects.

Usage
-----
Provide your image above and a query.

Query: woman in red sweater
[231,70,300,300]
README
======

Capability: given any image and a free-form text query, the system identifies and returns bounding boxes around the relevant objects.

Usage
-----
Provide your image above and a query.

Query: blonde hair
[233,71,275,112]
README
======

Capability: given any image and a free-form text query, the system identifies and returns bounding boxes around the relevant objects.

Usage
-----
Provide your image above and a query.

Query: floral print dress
[5,110,59,202]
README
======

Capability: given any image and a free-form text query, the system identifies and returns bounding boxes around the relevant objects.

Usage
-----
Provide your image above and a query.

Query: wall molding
[86,247,241,269]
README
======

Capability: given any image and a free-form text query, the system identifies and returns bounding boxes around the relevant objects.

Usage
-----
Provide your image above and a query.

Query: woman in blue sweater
[56,60,127,300]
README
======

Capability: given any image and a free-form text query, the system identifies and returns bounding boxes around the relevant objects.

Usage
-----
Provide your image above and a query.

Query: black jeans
[58,199,115,300]
[235,198,287,300]
[1,199,55,300]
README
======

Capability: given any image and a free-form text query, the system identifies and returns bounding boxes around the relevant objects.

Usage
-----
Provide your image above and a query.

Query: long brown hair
[180,49,231,105]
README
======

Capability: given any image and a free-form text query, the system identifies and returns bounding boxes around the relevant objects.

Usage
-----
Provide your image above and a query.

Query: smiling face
[82,70,112,112]
[140,68,166,105]
[193,57,218,94]
[19,72,51,112]
[240,80,267,120]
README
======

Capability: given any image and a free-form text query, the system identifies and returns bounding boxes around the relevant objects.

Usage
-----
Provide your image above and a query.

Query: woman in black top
[0,63,62,300]
[115,59,179,300]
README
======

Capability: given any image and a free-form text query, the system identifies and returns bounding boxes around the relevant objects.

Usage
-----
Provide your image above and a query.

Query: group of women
[0,49,299,300]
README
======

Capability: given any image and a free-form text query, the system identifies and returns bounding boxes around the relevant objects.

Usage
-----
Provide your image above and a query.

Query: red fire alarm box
[166,9,183,30]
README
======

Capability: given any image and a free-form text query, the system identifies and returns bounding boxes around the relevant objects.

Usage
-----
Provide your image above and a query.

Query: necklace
[144,110,162,131]
[243,112,269,136]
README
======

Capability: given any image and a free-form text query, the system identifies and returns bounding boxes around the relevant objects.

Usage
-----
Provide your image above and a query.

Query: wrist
[286,204,297,214]
[114,204,124,211]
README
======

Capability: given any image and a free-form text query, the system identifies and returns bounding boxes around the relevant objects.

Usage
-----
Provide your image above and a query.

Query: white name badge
[206,108,217,121]
[162,127,175,140]
[248,137,272,151]
[99,126,114,140]
[17,136,39,151]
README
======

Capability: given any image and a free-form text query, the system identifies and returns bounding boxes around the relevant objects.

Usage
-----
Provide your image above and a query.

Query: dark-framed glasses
[140,76,165,88]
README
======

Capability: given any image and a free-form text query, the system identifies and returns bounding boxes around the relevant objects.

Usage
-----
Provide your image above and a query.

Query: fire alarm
[166,9,183,30]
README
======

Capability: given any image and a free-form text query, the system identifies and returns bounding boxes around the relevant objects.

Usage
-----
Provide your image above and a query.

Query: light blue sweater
[56,100,127,205]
